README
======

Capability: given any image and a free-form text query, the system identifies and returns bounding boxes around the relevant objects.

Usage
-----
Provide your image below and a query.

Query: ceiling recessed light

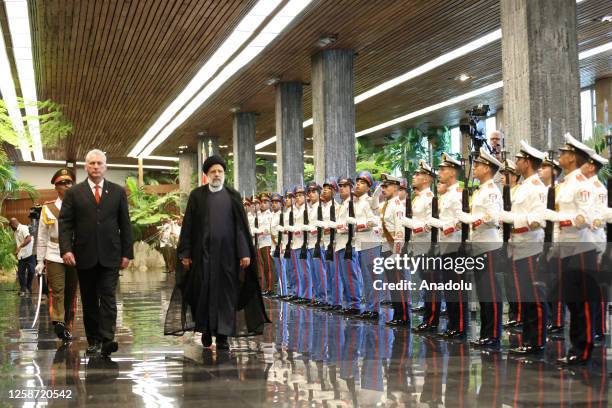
[315,34,337,48]
[229,106,241,113]
[219,145,229,148]
[178,145,188,149]
[265,76,281,86]
[457,74,471,81]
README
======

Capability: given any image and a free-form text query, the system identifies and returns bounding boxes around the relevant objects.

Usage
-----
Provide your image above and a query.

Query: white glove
[327,221,339,229]
[251,227,260,234]
[539,209,560,222]
[35,262,45,276]
[346,216,358,225]
[301,224,311,232]
[457,211,478,224]
[605,208,612,224]
[401,217,415,229]
[314,220,326,228]
[427,217,445,229]
[498,211,516,224]
[276,226,286,233]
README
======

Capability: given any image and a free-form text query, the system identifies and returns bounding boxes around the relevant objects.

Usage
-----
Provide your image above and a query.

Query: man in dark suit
[59,149,133,357]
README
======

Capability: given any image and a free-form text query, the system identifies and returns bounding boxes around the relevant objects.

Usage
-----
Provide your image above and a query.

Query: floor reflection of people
[443,340,471,408]
[476,351,504,407]
[385,329,414,405]
[420,337,443,406]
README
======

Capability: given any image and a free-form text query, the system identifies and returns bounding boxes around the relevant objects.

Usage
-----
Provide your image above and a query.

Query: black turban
[202,155,227,174]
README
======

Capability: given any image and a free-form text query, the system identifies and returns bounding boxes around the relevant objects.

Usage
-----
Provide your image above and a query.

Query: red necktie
[95,184,100,204]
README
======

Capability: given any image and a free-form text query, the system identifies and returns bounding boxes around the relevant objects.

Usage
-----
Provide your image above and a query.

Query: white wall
[15,165,133,189]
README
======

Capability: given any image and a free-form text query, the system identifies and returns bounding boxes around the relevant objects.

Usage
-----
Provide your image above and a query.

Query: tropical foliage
[585,123,611,184]
[125,177,181,242]
[0,98,72,149]
[223,156,277,193]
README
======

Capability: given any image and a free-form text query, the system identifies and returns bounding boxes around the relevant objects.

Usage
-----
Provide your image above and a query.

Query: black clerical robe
[164,185,269,337]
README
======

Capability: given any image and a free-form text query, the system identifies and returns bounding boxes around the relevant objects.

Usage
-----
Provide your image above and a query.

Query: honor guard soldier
[279,188,297,298]
[498,140,549,354]
[353,171,383,320]
[581,151,608,342]
[379,173,409,327]
[305,182,327,306]
[333,177,363,315]
[252,193,274,295]
[427,153,468,338]
[322,178,340,309]
[289,185,311,301]
[457,147,504,349]
[501,158,524,329]
[36,168,79,341]
[404,161,438,333]
[270,193,287,297]
[539,133,598,365]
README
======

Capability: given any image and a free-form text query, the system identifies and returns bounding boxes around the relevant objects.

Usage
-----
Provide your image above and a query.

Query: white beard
[208,175,224,192]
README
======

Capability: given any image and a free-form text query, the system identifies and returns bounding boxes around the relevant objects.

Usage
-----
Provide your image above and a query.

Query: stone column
[275,81,304,192]
[178,152,196,195]
[595,76,612,128]
[501,0,580,152]
[311,49,356,184]
[232,112,257,193]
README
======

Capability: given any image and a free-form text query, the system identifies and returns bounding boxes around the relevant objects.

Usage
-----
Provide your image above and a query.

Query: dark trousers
[443,252,469,333]
[474,250,503,340]
[421,267,441,326]
[17,255,36,292]
[547,256,565,327]
[382,250,410,323]
[514,256,548,347]
[77,264,119,344]
[561,250,598,360]
[257,246,274,292]
[594,259,608,337]
[503,254,522,323]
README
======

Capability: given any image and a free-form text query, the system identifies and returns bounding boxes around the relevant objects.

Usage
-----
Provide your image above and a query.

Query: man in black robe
[164,155,269,350]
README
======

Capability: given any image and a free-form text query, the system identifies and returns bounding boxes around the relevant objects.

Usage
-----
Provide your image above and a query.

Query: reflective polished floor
[0,268,609,407]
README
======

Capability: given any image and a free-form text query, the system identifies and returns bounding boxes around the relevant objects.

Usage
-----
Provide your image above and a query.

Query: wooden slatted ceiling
[29,0,257,161]
[22,0,612,161]
[155,0,610,156]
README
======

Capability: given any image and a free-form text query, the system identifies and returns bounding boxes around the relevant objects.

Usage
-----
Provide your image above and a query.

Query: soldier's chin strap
[31,268,45,329]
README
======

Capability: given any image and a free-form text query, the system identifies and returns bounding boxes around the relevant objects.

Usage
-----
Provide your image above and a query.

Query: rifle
[273,207,284,258]
[431,173,439,245]
[284,201,294,259]
[254,205,260,250]
[501,131,511,243]
[404,177,413,247]
[300,200,309,259]
[344,190,355,260]
[544,119,556,243]
[313,203,323,258]
[325,198,336,261]
[604,102,611,243]
[460,157,470,243]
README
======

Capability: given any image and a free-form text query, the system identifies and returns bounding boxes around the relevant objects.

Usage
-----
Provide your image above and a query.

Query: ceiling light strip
[127,0,283,157]
[5,0,43,161]
[355,81,504,137]
[138,0,313,157]
[0,24,31,161]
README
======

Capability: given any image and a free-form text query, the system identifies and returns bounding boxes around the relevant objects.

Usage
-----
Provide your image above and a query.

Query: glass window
[580,88,593,141]
[450,127,461,154]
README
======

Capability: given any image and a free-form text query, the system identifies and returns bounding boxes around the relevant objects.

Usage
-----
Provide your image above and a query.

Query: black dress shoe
[446,330,466,339]
[62,328,73,342]
[54,322,67,340]
[386,319,409,327]
[593,334,605,344]
[412,323,438,333]
[509,345,544,355]
[101,341,118,357]
[201,333,213,348]
[332,305,343,311]
[548,325,564,334]
[86,343,101,356]
[503,320,520,329]
[411,306,426,313]
[216,335,230,350]
[343,308,361,316]
[470,337,500,348]
[556,355,590,366]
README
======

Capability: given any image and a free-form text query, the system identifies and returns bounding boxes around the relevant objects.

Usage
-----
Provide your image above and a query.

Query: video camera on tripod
[460,104,492,155]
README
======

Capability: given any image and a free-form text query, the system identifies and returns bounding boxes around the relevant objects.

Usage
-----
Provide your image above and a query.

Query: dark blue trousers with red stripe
[443,252,469,333]
[474,250,503,340]
[514,255,548,347]
[561,249,598,361]
[337,248,362,310]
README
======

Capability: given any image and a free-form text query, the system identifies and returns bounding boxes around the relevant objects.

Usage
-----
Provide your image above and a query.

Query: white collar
[87,178,104,190]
